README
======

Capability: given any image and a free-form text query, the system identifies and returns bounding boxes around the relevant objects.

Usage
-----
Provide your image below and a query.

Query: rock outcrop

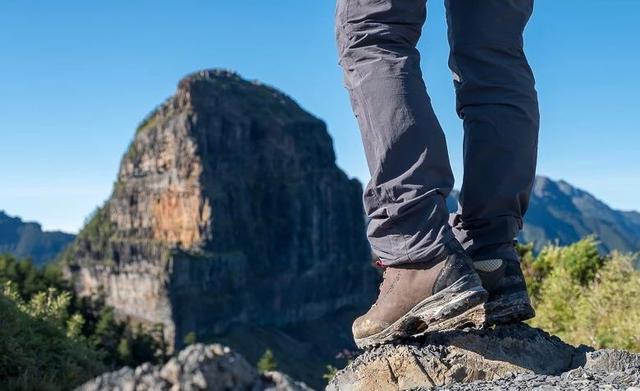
[62,69,378,386]
[328,324,640,390]
[76,343,313,391]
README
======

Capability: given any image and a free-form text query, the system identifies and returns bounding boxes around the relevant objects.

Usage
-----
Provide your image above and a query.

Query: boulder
[328,324,640,390]
[76,343,313,391]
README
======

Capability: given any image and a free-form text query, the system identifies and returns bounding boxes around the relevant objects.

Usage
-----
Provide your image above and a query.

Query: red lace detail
[375,259,387,268]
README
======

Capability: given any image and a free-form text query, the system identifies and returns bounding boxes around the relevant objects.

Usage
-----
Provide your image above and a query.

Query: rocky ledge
[328,324,640,390]
[76,343,312,391]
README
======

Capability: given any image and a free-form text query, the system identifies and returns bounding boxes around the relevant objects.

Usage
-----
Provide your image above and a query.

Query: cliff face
[63,69,377,383]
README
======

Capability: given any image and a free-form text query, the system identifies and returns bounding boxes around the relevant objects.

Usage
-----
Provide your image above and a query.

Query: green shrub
[0,255,166,385]
[521,237,605,305]
[183,331,197,346]
[0,254,65,299]
[570,254,640,350]
[257,349,277,373]
[323,365,339,383]
[526,238,640,351]
[0,285,104,390]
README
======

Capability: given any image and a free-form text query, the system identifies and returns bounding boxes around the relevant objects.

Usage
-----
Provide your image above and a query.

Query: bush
[526,238,640,351]
[183,331,197,346]
[521,237,605,305]
[0,284,104,390]
[257,349,277,373]
[0,254,65,299]
[0,254,167,388]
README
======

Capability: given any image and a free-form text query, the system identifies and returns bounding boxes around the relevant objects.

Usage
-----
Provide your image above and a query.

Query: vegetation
[135,98,170,134]
[0,283,104,390]
[257,349,278,373]
[125,141,141,161]
[58,204,116,265]
[3,235,640,388]
[323,365,339,383]
[183,331,197,346]
[522,237,640,351]
[325,238,640,385]
[0,254,166,390]
[0,255,65,298]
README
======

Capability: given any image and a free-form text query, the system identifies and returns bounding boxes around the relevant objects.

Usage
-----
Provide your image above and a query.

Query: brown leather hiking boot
[472,258,535,325]
[352,242,488,349]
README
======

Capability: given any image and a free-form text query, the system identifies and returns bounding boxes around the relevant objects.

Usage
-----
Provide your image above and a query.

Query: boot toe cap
[352,316,390,340]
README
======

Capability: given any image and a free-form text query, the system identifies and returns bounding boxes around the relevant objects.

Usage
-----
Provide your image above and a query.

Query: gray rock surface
[61,69,378,386]
[76,343,313,391]
[328,324,640,390]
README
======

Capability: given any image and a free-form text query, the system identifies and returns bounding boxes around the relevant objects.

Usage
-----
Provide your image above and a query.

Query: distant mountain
[0,211,75,265]
[522,176,640,252]
[447,176,640,253]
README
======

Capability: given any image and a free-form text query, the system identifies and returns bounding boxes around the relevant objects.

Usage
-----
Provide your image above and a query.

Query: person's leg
[445,0,540,262]
[335,0,487,347]
[445,0,539,324]
[335,0,456,266]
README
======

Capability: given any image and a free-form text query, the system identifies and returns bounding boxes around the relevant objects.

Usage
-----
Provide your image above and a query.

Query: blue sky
[1,1,639,232]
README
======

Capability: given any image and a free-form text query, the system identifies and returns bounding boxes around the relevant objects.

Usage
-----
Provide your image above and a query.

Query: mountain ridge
[522,175,640,253]
[445,176,640,253]
[0,210,75,265]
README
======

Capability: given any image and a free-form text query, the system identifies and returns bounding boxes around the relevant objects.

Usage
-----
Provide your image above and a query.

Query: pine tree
[257,349,277,373]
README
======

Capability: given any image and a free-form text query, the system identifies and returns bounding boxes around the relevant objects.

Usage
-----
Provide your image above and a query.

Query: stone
[76,343,313,391]
[262,371,314,391]
[328,324,640,390]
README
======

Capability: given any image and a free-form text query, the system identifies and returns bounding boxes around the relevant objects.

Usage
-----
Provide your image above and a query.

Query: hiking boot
[352,242,488,349]
[472,258,535,325]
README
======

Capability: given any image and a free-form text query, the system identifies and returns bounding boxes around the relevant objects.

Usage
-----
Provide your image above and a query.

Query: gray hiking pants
[335,0,539,265]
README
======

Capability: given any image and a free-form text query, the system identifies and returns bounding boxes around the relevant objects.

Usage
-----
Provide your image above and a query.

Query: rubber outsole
[484,290,535,326]
[354,274,489,349]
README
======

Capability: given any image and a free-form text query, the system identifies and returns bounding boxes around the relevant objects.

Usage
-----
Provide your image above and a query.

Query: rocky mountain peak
[522,176,640,253]
[62,70,377,386]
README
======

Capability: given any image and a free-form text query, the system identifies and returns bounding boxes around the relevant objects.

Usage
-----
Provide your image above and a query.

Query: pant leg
[445,0,540,261]
[335,0,456,266]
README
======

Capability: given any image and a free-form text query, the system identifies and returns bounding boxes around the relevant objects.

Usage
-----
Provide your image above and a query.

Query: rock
[76,343,313,391]
[328,324,640,390]
[582,349,640,373]
[61,69,378,385]
[262,371,314,391]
